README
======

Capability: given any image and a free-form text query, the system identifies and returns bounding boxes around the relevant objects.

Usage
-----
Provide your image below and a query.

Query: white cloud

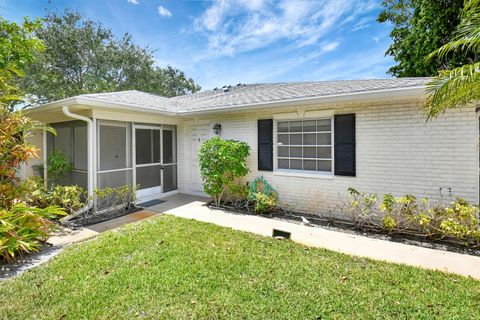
[193,0,376,57]
[309,44,393,81]
[127,0,139,5]
[195,0,230,31]
[352,15,375,31]
[158,6,172,18]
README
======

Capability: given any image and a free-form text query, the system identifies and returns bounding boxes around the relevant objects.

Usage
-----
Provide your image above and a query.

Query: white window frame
[273,117,334,177]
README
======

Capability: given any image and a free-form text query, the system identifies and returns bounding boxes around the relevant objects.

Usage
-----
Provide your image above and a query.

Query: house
[22,78,479,217]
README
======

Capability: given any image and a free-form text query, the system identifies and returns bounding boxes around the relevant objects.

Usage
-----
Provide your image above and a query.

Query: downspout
[62,106,94,198]
[42,127,47,188]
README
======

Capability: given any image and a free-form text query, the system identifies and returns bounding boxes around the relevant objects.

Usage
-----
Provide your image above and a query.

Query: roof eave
[24,96,178,117]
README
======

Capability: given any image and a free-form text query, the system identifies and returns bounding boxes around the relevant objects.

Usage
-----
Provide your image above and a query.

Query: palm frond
[425,62,480,119]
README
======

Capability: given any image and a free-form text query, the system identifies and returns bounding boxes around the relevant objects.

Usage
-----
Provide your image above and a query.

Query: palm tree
[425,0,480,119]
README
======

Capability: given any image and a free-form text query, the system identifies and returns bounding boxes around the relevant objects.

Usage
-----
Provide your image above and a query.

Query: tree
[0,17,44,109]
[0,18,45,207]
[20,11,200,104]
[425,0,480,118]
[378,0,470,77]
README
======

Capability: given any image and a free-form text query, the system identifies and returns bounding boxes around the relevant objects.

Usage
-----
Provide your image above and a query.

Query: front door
[135,126,162,198]
[190,125,210,193]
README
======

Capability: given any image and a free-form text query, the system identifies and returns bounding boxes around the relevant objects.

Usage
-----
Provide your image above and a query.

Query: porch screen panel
[163,130,174,163]
[163,164,177,192]
[135,129,152,165]
[136,166,161,190]
[73,126,88,171]
[47,121,87,189]
[97,122,132,189]
[97,170,133,189]
[162,126,177,192]
[99,125,128,170]
[53,127,71,156]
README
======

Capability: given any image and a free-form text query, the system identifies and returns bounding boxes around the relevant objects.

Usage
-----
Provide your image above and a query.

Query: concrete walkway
[156,194,480,280]
[47,194,209,246]
[48,210,157,246]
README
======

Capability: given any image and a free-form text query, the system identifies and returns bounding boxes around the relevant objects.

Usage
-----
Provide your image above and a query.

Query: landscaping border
[208,202,480,257]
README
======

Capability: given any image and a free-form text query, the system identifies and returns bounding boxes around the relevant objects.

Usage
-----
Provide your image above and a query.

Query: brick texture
[177,97,479,217]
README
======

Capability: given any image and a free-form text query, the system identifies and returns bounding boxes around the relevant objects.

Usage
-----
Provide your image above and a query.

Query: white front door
[190,125,210,193]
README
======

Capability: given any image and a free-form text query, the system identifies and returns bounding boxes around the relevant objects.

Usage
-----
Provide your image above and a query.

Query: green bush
[0,204,65,262]
[46,150,73,185]
[346,188,480,246]
[22,177,86,214]
[252,192,278,214]
[198,137,250,206]
[94,184,136,211]
[246,177,279,214]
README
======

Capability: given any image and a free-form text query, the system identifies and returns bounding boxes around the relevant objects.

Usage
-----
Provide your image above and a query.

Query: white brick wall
[177,97,479,217]
[18,129,44,180]
[21,96,479,218]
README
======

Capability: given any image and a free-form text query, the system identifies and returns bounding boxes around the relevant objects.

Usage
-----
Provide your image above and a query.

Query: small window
[276,119,332,173]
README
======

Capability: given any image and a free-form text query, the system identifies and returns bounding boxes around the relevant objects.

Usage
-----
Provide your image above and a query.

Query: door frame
[189,124,211,194]
[133,123,178,199]
[133,124,162,199]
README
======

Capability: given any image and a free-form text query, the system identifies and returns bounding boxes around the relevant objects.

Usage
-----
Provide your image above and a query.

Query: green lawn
[0,215,478,319]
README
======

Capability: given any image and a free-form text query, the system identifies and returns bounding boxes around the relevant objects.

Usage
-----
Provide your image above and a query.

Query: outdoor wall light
[213,123,222,135]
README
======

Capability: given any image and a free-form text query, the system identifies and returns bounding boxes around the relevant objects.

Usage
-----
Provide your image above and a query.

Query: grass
[0,215,479,320]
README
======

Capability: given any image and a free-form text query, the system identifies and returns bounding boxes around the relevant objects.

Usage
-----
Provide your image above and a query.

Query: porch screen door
[162,126,177,192]
[135,126,162,197]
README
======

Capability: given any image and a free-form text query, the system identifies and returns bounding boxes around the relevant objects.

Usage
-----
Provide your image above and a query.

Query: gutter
[26,96,177,117]
[62,106,94,198]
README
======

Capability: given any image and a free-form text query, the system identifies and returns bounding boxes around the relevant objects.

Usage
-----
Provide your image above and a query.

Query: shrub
[252,192,278,214]
[46,150,73,185]
[0,204,65,262]
[346,188,480,247]
[198,137,250,206]
[0,108,49,208]
[247,177,278,214]
[22,177,86,214]
[62,185,136,226]
[0,18,66,262]
[94,184,136,211]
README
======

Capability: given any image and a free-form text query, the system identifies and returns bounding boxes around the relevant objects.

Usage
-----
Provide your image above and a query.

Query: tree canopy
[425,0,480,118]
[378,0,471,77]
[20,11,200,105]
[0,17,44,108]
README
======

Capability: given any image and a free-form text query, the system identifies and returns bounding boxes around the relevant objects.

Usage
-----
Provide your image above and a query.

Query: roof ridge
[81,89,173,101]
[173,78,432,100]
[81,90,140,97]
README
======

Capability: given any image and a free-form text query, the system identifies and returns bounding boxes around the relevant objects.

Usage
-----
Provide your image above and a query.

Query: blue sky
[1,0,395,90]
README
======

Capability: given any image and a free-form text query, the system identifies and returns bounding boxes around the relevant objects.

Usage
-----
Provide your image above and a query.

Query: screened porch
[47,120,177,199]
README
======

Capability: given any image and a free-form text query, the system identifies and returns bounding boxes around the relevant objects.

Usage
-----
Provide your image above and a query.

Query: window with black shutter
[334,114,356,176]
[258,119,273,171]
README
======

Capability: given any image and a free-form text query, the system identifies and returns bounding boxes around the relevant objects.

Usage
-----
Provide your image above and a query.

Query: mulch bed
[207,202,480,257]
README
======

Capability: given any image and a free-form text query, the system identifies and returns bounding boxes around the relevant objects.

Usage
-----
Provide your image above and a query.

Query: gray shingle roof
[75,78,430,114]
[80,90,175,112]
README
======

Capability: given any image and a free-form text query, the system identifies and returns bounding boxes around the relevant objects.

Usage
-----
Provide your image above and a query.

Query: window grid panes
[276,119,332,172]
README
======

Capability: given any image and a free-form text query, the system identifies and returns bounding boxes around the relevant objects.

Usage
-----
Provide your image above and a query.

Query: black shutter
[334,114,356,176]
[258,119,273,171]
